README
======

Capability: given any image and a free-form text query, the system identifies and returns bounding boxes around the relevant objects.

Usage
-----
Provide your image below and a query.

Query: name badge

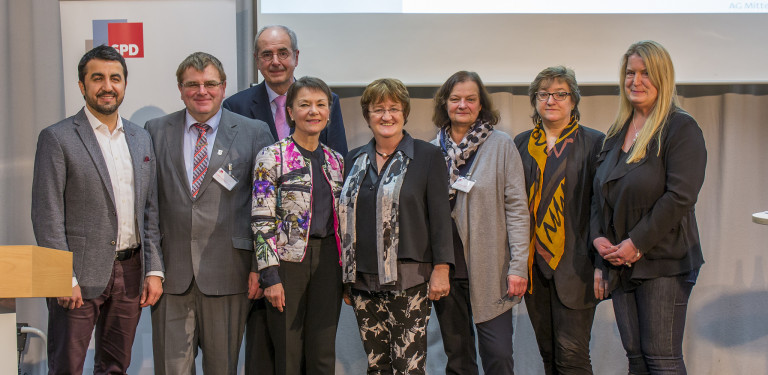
[451,176,475,193]
[213,167,238,191]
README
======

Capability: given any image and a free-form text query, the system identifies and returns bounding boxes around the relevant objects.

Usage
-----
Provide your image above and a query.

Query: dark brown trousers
[47,251,142,375]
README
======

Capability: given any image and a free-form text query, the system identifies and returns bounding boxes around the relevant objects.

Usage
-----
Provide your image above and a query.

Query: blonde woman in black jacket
[590,40,706,375]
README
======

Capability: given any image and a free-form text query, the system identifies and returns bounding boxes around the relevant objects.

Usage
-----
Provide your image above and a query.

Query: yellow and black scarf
[526,115,579,290]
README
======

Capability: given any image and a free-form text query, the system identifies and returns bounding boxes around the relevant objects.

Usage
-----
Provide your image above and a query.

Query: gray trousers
[151,280,250,375]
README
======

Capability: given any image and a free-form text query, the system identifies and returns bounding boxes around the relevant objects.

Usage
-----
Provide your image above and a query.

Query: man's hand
[58,285,84,310]
[248,272,264,300]
[506,275,527,298]
[140,276,163,308]
[264,283,285,312]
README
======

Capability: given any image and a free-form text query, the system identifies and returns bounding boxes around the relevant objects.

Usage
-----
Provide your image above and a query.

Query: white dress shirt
[84,106,137,250]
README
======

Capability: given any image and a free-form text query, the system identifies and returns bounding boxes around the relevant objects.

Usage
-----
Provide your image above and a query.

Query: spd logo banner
[92,19,144,58]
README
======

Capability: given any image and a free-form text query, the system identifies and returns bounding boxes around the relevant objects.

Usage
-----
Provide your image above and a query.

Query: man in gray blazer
[146,52,272,374]
[31,45,164,374]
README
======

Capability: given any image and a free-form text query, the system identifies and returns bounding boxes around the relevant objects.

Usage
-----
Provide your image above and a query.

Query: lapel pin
[144,156,150,162]
[217,150,223,156]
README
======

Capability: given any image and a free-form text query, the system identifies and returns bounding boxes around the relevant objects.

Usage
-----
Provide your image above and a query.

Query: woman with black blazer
[591,40,706,375]
[339,78,453,375]
[515,66,605,375]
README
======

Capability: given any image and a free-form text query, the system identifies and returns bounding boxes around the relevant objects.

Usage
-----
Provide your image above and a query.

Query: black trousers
[244,298,274,375]
[434,277,515,375]
[524,264,596,375]
[265,237,343,375]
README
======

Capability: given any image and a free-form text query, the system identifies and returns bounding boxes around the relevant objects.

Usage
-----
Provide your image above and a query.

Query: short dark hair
[285,76,333,129]
[360,78,411,125]
[432,71,499,128]
[175,52,226,85]
[78,45,127,83]
[528,65,581,125]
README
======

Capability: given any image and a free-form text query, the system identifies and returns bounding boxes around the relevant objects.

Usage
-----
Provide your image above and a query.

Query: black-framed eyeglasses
[258,50,292,62]
[536,91,571,101]
[181,81,224,90]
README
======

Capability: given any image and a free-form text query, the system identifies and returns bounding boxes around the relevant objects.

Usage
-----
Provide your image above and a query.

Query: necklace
[375,149,393,159]
[631,116,641,143]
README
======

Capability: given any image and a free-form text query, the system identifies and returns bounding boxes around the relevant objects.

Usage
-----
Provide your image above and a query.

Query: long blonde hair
[607,40,680,163]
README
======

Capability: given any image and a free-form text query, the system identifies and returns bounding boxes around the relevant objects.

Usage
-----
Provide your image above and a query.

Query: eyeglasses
[257,50,292,62]
[535,91,571,101]
[369,108,402,117]
[181,81,224,90]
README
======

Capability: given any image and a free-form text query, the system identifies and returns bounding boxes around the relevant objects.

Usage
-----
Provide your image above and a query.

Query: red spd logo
[108,23,144,58]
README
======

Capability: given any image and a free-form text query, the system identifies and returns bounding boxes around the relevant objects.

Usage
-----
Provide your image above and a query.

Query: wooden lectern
[0,246,72,374]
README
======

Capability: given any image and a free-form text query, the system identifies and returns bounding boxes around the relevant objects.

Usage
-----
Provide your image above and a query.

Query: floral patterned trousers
[350,283,431,375]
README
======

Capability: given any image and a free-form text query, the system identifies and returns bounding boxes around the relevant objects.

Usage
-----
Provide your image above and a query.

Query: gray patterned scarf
[339,148,410,285]
[438,120,493,200]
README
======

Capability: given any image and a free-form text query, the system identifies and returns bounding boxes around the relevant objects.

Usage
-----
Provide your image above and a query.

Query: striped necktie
[191,123,210,198]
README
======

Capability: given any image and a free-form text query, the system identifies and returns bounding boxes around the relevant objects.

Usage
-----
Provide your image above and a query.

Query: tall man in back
[223,25,348,374]
[223,25,348,156]
[31,45,164,374]
[146,52,272,374]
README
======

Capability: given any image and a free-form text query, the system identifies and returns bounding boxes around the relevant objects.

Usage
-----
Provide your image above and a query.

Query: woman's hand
[593,237,618,258]
[428,264,450,301]
[343,291,353,306]
[264,283,286,312]
[593,268,609,300]
[247,272,264,300]
[603,238,642,267]
[507,275,527,298]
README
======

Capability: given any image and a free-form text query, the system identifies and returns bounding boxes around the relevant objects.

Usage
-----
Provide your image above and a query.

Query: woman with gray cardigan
[431,71,530,375]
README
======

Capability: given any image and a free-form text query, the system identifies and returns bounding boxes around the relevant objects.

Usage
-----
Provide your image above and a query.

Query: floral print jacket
[251,137,344,270]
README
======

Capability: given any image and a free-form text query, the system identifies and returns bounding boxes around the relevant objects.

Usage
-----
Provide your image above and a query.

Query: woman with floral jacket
[251,76,344,375]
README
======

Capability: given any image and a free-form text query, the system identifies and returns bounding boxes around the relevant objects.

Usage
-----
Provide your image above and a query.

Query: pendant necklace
[632,116,641,143]
[375,149,393,159]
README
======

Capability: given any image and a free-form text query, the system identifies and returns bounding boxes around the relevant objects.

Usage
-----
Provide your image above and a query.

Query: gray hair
[253,25,298,53]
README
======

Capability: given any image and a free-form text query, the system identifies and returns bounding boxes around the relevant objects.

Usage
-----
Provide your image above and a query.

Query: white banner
[261,0,768,13]
[60,0,238,127]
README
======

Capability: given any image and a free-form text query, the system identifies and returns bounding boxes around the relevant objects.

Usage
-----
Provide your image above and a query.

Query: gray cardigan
[433,130,530,323]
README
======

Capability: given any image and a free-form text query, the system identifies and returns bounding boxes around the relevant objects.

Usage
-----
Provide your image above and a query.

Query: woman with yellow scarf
[514,66,605,375]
